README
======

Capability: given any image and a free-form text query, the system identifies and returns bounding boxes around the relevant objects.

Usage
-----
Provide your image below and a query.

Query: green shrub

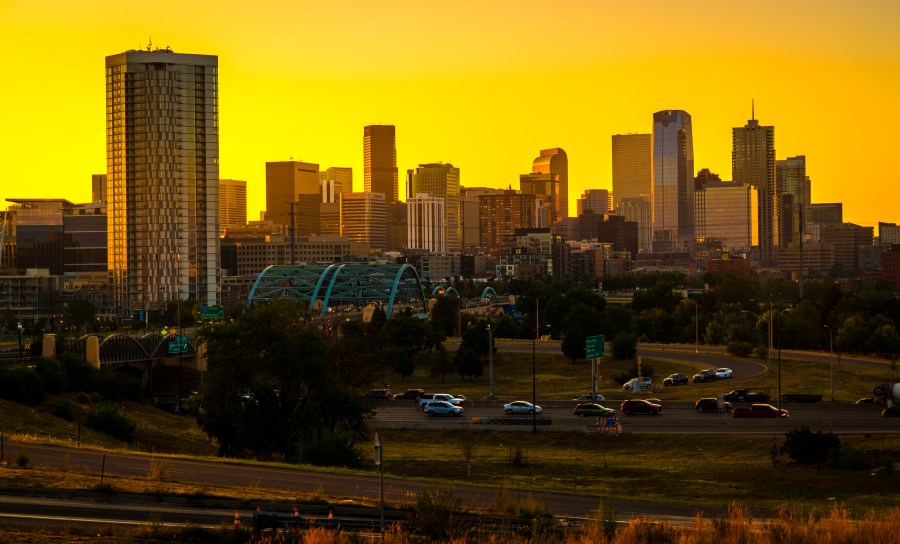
[95,370,142,402]
[35,357,68,395]
[0,367,46,405]
[781,426,841,467]
[727,341,754,357]
[85,404,137,442]
[60,354,98,393]
[15,452,29,467]
[50,400,76,421]
[754,345,769,359]
[290,429,363,469]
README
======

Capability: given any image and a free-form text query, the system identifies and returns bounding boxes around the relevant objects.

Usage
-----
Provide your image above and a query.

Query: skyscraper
[776,156,810,248]
[532,148,568,219]
[106,49,219,311]
[219,179,247,234]
[406,163,461,252]
[340,192,386,252]
[733,114,777,266]
[611,134,652,212]
[320,167,352,204]
[407,193,445,252]
[576,189,611,216]
[694,181,757,252]
[364,125,398,203]
[266,161,321,237]
[652,110,694,253]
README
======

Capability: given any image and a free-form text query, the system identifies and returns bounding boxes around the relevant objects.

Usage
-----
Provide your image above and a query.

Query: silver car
[503,401,542,414]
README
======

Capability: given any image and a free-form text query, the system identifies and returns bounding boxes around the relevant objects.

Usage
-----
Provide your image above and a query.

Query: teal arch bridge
[247,263,430,319]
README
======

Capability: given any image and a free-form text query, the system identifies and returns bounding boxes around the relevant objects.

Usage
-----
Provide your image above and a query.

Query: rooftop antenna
[751,99,755,121]
[147,36,153,51]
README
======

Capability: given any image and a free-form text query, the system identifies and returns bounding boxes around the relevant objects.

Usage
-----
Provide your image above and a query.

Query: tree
[62,299,95,334]
[428,344,454,382]
[384,316,441,379]
[560,303,603,363]
[199,303,371,459]
[612,332,637,360]
[781,426,840,468]
[429,296,459,337]
[454,346,483,381]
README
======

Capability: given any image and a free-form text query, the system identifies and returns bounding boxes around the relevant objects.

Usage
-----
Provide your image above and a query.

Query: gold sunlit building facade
[219,179,247,235]
[105,49,219,312]
[406,163,460,252]
[531,148,568,220]
[340,192,386,252]
[611,134,652,212]
[479,190,536,253]
[364,125,398,204]
[694,181,757,253]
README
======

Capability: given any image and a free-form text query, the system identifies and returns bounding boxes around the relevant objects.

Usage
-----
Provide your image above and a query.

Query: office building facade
[532,148,568,219]
[776,156,810,248]
[406,163,461,252]
[364,125,398,203]
[653,110,694,253]
[219,179,247,234]
[407,194,445,252]
[733,116,777,265]
[612,133,652,212]
[694,181,757,252]
[320,166,352,203]
[340,192,386,252]
[577,189,611,216]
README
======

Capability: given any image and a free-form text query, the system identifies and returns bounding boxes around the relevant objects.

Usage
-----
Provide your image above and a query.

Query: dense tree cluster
[433,273,899,363]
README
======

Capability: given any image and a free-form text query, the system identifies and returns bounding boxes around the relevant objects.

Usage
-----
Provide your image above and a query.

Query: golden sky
[2,0,899,231]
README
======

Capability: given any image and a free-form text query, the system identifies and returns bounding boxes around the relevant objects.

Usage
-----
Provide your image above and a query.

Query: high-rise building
[266,161,320,236]
[619,197,652,253]
[520,172,561,226]
[652,110,694,253]
[733,114,777,266]
[879,222,900,246]
[576,189,611,216]
[406,163,461,251]
[479,190,536,253]
[219,179,247,234]
[532,148,568,219]
[364,125,398,203]
[8,198,72,275]
[611,134,652,212]
[105,49,219,310]
[694,181,757,252]
[820,223,874,272]
[407,193,445,252]
[776,156,810,248]
[320,167,352,204]
[386,202,407,251]
[340,192,386,252]
[91,174,107,204]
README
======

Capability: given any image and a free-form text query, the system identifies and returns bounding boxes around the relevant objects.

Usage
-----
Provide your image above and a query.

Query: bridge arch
[247,263,429,319]
[431,285,459,297]
[480,286,499,304]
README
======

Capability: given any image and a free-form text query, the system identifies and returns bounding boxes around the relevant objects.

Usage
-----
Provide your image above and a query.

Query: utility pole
[289,201,296,265]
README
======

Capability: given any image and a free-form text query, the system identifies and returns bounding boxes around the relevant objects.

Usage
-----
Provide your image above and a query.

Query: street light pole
[693,300,699,354]
[776,310,782,412]
[532,299,538,434]
[825,325,834,402]
[487,324,494,400]
[16,322,23,363]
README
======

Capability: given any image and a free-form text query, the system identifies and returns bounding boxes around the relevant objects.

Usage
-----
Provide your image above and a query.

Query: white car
[503,401,542,414]
[716,368,733,379]
[623,377,652,391]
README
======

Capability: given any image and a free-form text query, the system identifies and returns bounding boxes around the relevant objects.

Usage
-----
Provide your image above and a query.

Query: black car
[695,398,733,413]
[573,403,616,417]
[663,373,689,386]
[393,388,426,400]
[883,407,900,417]
[364,389,393,400]
[693,369,718,383]
[620,399,662,415]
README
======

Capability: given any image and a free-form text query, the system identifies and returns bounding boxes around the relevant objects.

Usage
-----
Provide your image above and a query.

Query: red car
[620,399,662,415]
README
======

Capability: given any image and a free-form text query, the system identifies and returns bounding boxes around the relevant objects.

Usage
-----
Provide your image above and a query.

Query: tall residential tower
[105,49,219,311]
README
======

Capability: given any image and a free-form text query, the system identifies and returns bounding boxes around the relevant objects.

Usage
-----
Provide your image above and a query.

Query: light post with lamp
[487,323,494,400]
[825,324,834,401]
[17,322,24,363]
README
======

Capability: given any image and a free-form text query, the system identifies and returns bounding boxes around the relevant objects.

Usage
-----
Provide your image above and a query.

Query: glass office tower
[106,49,220,313]
[652,110,694,253]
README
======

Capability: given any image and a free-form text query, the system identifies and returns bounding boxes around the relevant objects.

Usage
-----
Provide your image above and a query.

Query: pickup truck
[723,389,771,403]
[418,393,465,410]
[731,403,789,418]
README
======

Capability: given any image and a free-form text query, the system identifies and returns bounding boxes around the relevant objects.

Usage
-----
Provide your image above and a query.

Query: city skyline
[1,1,899,231]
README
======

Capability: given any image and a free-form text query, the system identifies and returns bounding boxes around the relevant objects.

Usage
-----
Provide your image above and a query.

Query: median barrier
[473,416,552,426]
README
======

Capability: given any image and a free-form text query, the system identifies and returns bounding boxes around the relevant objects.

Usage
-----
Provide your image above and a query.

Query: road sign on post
[168,335,189,356]
[200,305,225,319]
[586,335,605,360]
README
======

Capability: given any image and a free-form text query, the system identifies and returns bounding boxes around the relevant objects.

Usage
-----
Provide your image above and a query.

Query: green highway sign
[168,335,189,356]
[200,305,225,319]
[586,335,605,359]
